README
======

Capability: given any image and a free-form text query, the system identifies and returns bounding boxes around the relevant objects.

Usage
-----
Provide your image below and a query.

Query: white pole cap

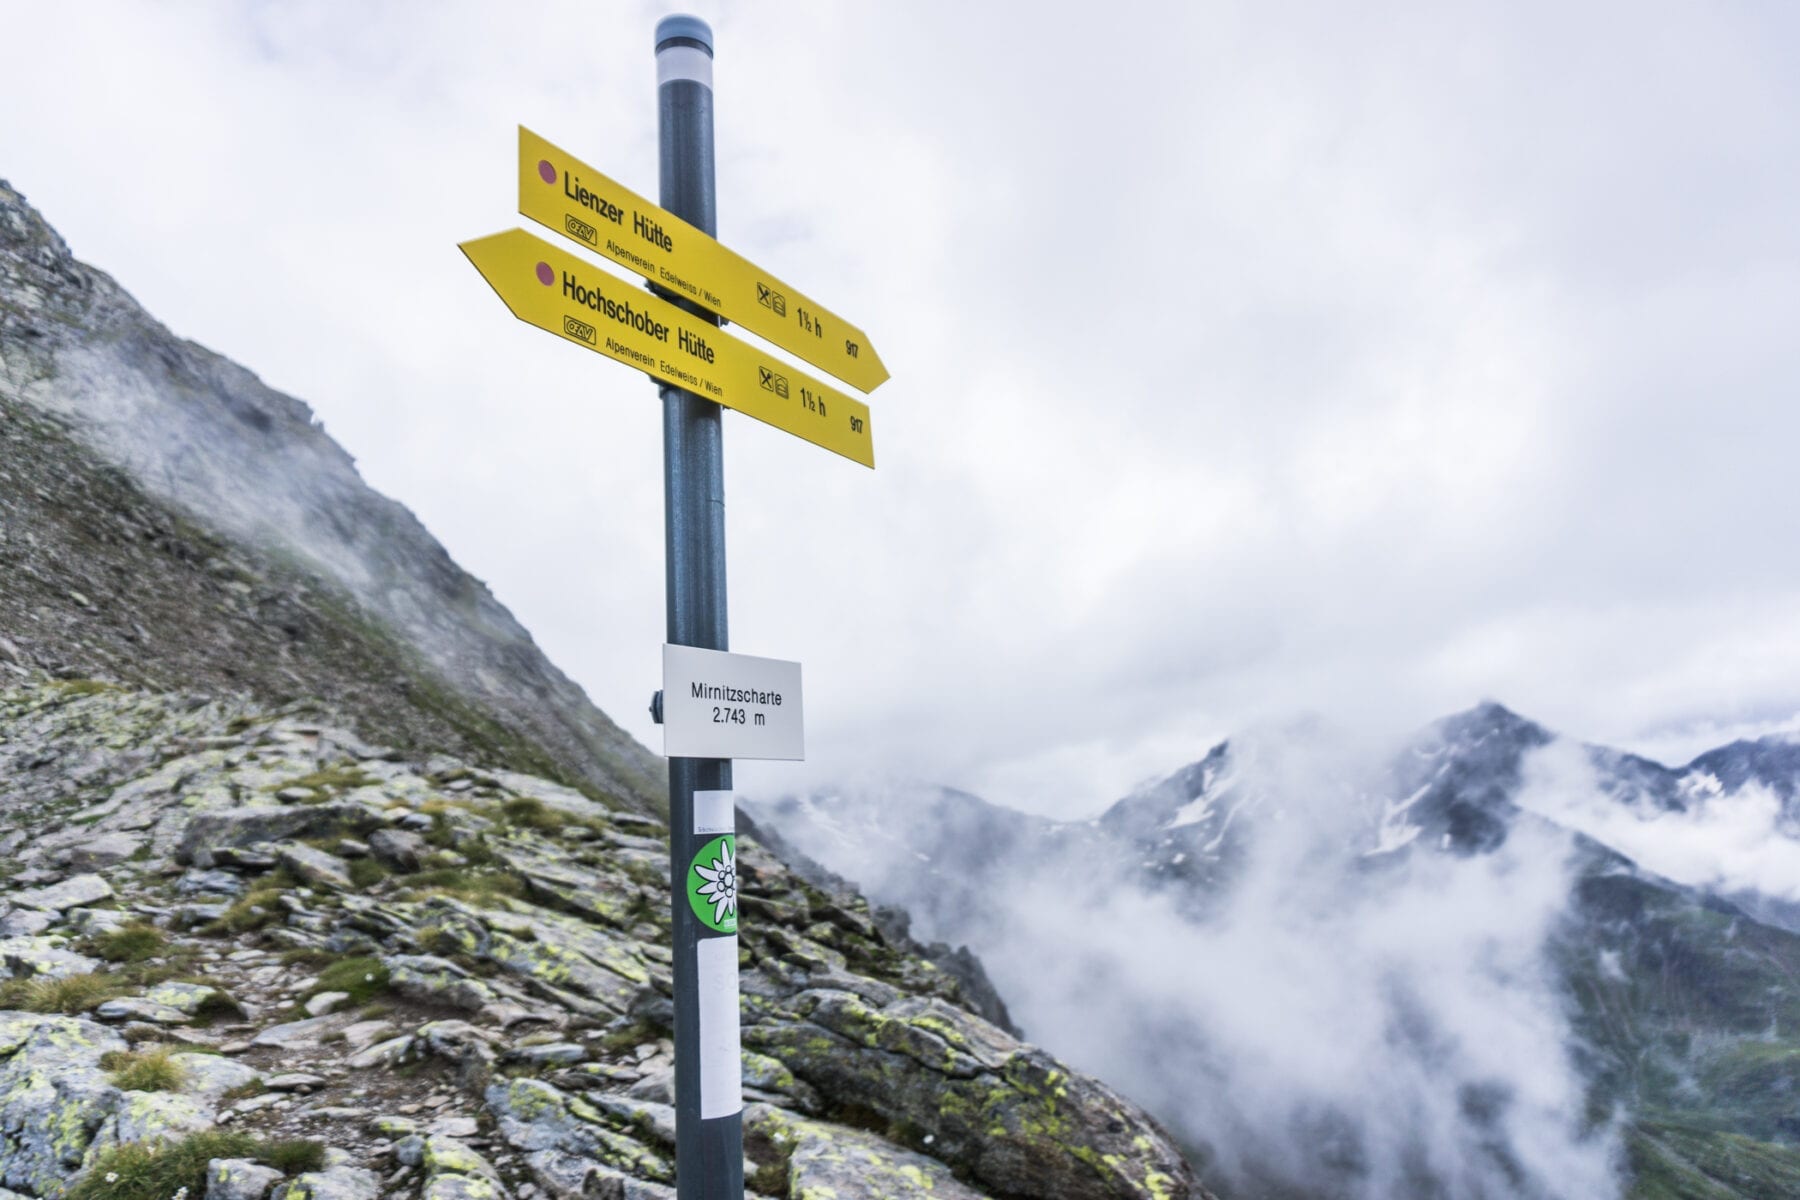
[655,15,714,87]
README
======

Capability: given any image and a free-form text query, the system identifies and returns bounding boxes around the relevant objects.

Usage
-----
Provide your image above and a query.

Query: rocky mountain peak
[1,182,661,814]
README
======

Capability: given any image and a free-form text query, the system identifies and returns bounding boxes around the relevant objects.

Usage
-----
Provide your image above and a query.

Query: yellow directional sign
[518,126,888,395]
[460,229,874,469]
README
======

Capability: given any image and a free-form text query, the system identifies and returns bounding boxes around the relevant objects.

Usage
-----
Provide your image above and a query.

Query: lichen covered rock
[0,679,1208,1199]
[0,1013,127,1195]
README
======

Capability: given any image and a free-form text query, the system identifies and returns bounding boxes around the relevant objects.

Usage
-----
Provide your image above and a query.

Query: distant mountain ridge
[0,179,663,811]
[751,702,1800,1200]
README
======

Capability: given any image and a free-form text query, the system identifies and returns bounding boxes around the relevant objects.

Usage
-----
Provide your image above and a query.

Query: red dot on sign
[538,159,556,184]
[535,262,553,286]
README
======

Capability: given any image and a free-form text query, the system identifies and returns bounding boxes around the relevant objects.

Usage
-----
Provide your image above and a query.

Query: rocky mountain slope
[752,705,1800,1200]
[0,180,661,813]
[0,678,1200,1200]
[0,181,1204,1198]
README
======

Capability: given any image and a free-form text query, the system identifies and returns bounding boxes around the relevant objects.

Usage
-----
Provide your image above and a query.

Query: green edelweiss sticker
[688,834,738,933]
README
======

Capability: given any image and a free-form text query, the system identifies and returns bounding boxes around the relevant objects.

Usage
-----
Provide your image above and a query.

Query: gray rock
[582,1094,676,1150]
[346,1035,412,1069]
[339,1018,397,1049]
[95,997,192,1025]
[10,869,63,887]
[385,955,496,1012]
[368,827,428,871]
[523,1153,675,1200]
[171,902,233,929]
[744,991,1200,1200]
[271,1165,382,1200]
[427,1115,479,1138]
[743,1103,995,1200]
[336,838,370,858]
[486,1078,671,1186]
[251,1014,338,1048]
[10,872,112,911]
[305,990,351,1017]
[0,936,100,980]
[625,1069,673,1104]
[94,1089,211,1146]
[0,909,53,937]
[179,804,373,866]
[275,842,354,891]
[173,1052,261,1101]
[62,907,130,935]
[179,868,247,897]
[145,980,232,1015]
[207,1157,285,1200]
[371,1114,419,1137]
[423,1177,506,1200]
[262,1072,326,1092]
[213,845,280,869]
[56,832,143,870]
[502,1041,587,1067]
[421,1134,502,1182]
[408,1021,502,1086]
[0,1013,130,1195]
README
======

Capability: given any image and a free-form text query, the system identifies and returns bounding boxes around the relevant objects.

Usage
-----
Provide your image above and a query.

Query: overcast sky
[7,2,1799,817]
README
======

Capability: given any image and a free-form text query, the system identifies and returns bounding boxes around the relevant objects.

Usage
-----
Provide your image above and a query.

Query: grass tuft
[309,955,391,1006]
[398,867,523,904]
[260,1138,327,1174]
[53,679,119,698]
[201,868,297,936]
[0,971,124,1014]
[68,1132,328,1200]
[348,857,389,889]
[502,796,565,832]
[268,766,375,798]
[89,922,168,964]
[101,1046,188,1093]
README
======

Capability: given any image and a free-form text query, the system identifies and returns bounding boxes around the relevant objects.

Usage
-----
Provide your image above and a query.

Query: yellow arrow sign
[518,126,888,395]
[461,229,874,469]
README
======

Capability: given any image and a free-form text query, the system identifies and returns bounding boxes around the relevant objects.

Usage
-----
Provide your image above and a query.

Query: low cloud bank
[1517,738,1800,903]
[777,732,1623,1199]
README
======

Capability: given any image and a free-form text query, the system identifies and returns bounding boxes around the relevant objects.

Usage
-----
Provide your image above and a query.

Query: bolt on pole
[656,14,745,1199]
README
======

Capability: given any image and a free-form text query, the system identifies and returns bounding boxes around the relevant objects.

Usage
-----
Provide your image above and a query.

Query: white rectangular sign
[663,644,804,760]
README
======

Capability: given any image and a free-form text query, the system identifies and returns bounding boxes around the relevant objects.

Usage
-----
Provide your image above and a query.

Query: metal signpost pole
[655,15,744,1199]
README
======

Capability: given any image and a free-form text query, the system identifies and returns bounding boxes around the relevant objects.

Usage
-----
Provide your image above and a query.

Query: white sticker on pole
[696,934,742,1119]
[663,644,804,760]
[694,790,736,837]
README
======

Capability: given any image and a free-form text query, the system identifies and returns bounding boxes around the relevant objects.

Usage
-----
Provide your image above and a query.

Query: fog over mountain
[751,704,1800,1199]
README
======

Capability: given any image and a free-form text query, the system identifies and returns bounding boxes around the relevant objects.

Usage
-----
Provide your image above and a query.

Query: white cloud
[6,1,1800,816]
[1516,738,1800,903]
